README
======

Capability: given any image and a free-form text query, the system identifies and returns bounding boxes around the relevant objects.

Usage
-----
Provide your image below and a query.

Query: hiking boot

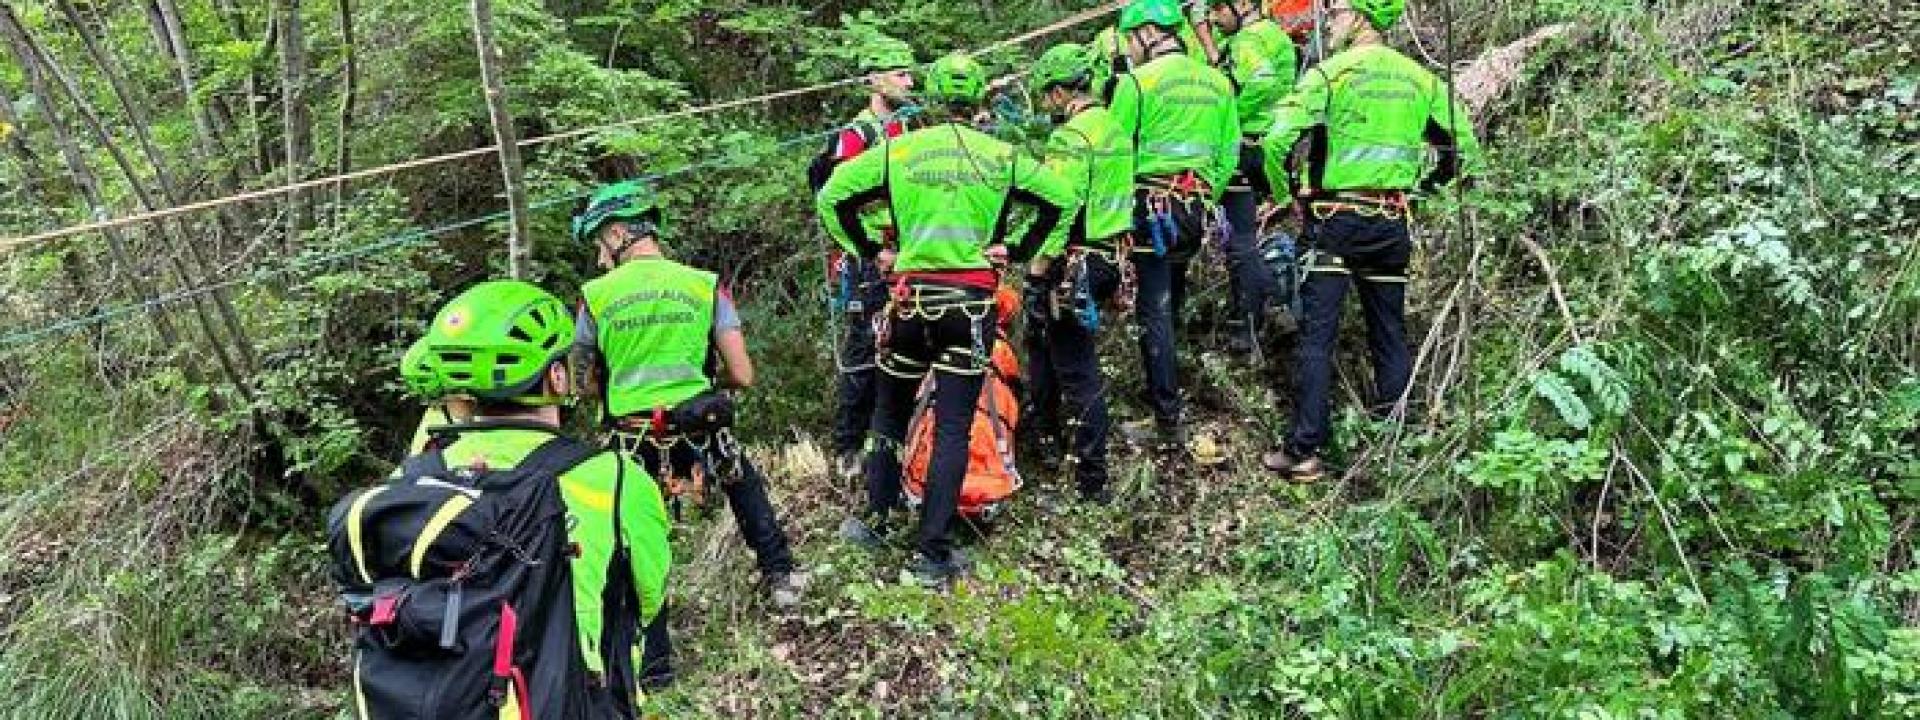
[1262,448,1325,482]
[838,514,890,551]
[904,550,971,588]
[764,569,811,609]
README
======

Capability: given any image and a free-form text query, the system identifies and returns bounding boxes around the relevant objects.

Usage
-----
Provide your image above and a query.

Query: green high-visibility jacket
[1108,53,1240,198]
[1042,105,1136,252]
[1219,18,1299,136]
[1093,24,1211,104]
[408,425,672,676]
[816,122,1078,271]
[582,257,717,417]
[1262,43,1482,195]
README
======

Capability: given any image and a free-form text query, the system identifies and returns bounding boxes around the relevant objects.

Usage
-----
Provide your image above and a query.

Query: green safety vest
[583,257,717,417]
[1219,18,1299,136]
[1109,52,1241,197]
[1262,43,1482,193]
[1042,105,1136,251]
[816,122,1078,272]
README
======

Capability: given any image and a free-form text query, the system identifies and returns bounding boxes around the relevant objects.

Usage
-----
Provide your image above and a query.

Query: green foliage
[2,0,1917,717]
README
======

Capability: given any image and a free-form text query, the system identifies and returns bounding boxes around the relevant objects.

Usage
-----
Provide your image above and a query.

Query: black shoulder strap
[515,435,602,483]
[397,448,451,481]
[882,130,898,233]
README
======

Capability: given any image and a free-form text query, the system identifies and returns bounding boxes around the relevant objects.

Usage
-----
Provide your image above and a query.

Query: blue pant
[1288,210,1413,455]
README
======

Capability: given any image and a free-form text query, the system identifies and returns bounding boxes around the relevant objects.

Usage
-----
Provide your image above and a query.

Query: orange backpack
[903,287,1024,519]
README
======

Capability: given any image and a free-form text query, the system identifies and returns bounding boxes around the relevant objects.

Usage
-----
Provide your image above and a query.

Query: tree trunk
[1,2,254,396]
[470,0,532,278]
[51,0,258,372]
[151,0,253,228]
[141,0,175,62]
[277,0,312,243]
[333,0,356,212]
[213,0,270,177]
[0,3,198,386]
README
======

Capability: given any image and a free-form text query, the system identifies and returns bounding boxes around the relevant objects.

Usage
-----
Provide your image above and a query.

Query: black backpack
[327,429,642,720]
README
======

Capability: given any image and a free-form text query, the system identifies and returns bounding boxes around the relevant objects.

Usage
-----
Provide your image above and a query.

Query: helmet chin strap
[598,221,657,262]
[1137,27,1183,61]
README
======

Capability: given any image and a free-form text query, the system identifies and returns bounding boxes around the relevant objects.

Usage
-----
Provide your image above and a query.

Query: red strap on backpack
[491,602,537,719]
[494,602,516,679]
[369,594,399,626]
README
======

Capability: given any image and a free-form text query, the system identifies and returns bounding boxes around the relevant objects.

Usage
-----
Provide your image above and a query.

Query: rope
[0,108,906,350]
[0,2,1124,254]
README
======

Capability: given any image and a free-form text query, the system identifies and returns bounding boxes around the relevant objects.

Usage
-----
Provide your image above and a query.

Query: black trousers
[1222,143,1278,336]
[1026,252,1120,491]
[865,283,997,564]
[1131,188,1209,424]
[832,258,889,455]
[627,434,796,682]
[1287,210,1413,455]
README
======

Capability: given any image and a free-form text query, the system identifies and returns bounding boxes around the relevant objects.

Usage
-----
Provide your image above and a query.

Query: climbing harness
[612,415,743,522]
[881,280,1001,373]
[1138,171,1216,259]
[826,253,884,374]
[1114,234,1140,314]
[1259,228,1307,321]
[1057,250,1103,332]
[1308,190,1411,222]
[1207,203,1234,268]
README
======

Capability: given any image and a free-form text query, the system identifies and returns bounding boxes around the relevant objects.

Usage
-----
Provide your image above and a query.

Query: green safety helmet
[923,53,987,105]
[859,36,916,73]
[1118,0,1186,31]
[1031,43,1096,92]
[571,180,661,245]
[399,337,442,399]
[416,280,575,401]
[1351,0,1406,30]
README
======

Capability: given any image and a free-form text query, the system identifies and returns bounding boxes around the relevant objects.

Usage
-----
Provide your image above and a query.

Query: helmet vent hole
[497,353,520,366]
[440,352,472,364]
[509,326,535,343]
